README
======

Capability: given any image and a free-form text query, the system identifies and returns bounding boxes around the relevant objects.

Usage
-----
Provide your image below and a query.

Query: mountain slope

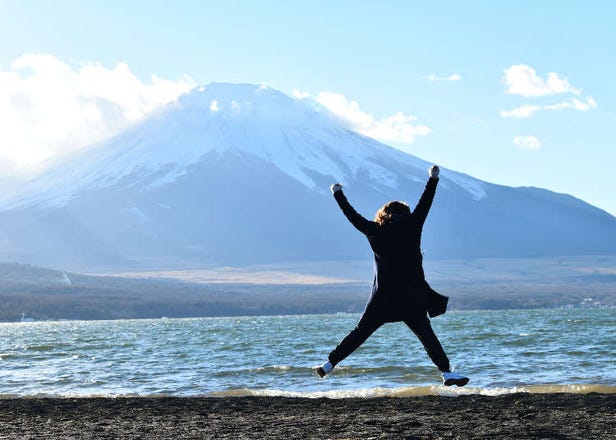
[0,83,614,271]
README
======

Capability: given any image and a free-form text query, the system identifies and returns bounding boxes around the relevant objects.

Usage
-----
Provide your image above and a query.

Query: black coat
[333,177,448,320]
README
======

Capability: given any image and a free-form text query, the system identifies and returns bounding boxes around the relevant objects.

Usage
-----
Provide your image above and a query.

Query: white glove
[429,165,440,179]
[331,183,343,194]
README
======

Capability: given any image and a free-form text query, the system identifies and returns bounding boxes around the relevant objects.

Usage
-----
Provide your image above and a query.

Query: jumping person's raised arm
[413,166,440,226]
[331,183,379,236]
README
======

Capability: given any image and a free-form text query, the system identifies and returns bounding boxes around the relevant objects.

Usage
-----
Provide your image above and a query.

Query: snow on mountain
[1,83,484,209]
[0,82,613,271]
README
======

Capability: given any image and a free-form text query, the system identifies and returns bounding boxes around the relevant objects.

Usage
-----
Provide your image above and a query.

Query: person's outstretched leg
[316,313,382,377]
[404,315,451,372]
[404,315,469,386]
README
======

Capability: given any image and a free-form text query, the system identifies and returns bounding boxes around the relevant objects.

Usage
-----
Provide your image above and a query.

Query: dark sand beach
[0,393,614,439]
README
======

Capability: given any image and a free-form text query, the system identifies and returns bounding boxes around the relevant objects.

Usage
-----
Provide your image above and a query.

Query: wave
[206,384,616,398]
[1,384,613,399]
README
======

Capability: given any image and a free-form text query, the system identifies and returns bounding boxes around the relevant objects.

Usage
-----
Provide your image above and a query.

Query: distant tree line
[1,262,614,322]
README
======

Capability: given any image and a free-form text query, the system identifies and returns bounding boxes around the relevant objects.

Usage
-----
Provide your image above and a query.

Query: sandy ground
[0,393,614,439]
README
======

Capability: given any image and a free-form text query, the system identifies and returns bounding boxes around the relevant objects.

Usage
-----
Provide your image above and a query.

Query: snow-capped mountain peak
[2,82,485,209]
[177,82,336,127]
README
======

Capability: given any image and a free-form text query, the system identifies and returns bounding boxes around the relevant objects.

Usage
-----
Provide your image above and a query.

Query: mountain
[0,82,615,271]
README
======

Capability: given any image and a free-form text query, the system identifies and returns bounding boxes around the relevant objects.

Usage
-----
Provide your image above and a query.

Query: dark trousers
[328,312,451,373]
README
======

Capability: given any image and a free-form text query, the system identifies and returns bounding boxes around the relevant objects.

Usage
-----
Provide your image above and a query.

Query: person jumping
[316,165,469,387]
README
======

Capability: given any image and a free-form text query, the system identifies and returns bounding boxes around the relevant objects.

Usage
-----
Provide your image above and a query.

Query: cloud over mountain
[0,54,194,174]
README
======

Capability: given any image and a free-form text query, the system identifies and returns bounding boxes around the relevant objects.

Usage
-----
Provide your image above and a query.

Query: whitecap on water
[206,383,616,399]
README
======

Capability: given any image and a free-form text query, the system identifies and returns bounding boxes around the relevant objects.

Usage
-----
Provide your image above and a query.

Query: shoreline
[0,393,614,439]
[2,383,614,400]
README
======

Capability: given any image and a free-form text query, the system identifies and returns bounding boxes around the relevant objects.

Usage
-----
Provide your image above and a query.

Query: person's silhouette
[317,165,469,387]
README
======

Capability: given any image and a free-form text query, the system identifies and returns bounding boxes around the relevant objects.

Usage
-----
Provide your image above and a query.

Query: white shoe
[315,361,333,378]
[442,371,469,387]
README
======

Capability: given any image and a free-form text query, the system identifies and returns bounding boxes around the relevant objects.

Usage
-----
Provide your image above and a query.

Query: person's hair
[374,201,411,225]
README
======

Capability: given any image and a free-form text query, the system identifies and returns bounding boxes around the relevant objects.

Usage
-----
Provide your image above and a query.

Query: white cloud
[314,91,430,144]
[500,65,595,120]
[503,64,580,97]
[544,97,597,112]
[0,54,194,174]
[500,96,597,119]
[500,105,542,118]
[513,135,542,150]
[426,73,461,82]
[210,100,220,112]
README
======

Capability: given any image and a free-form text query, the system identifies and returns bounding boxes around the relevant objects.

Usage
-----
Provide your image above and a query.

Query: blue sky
[1,0,614,214]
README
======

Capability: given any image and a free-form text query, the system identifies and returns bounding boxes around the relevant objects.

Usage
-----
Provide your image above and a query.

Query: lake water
[0,309,614,398]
